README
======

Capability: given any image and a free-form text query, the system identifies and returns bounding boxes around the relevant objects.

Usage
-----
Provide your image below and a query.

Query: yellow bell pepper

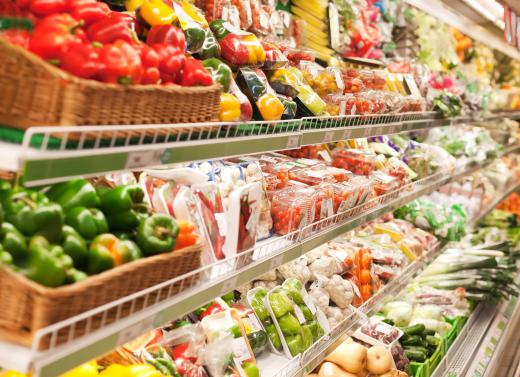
[125,0,143,11]
[98,365,130,377]
[60,362,98,377]
[0,371,28,377]
[140,0,177,26]
[219,93,241,121]
[127,365,164,377]
[242,34,266,66]
[256,93,284,121]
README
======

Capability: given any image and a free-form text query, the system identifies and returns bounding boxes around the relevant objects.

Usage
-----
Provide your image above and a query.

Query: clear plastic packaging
[270,186,316,235]
[261,40,288,69]
[332,148,376,176]
[371,171,400,196]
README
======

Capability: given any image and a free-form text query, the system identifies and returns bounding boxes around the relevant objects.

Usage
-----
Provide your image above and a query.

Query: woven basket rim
[0,241,203,295]
[0,39,221,94]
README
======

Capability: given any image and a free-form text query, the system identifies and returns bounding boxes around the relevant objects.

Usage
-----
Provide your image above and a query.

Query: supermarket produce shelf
[1,111,518,186]
[1,146,517,377]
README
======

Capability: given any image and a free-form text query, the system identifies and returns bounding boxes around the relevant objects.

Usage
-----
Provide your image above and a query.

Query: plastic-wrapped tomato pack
[270,186,316,235]
[332,148,376,176]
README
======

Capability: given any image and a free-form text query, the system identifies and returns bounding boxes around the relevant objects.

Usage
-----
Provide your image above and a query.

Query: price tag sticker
[220,276,238,295]
[125,149,164,169]
[286,135,300,149]
[117,315,155,345]
[323,131,335,143]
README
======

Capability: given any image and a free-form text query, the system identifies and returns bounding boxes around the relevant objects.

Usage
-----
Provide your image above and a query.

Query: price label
[342,128,351,140]
[286,135,300,149]
[323,131,335,143]
[117,315,155,345]
[220,276,238,295]
[125,149,164,169]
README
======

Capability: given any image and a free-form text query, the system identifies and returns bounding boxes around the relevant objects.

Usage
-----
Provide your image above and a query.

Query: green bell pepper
[62,225,88,270]
[277,313,301,335]
[3,190,64,243]
[98,185,149,231]
[0,222,28,260]
[209,19,230,40]
[251,289,270,322]
[285,334,304,356]
[301,324,314,349]
[136,214,179,255]
[269,291,293,318]
[65,268,88,283]
[298,304,314,322]
[0,249,13,265]
[87,233,134,275]
[23,235,68,287]
[197,28,220,59]
[242,362,259,377]
[278,95,297,120]
[120,239,143,260]
[282,278,304,304]
[306,320,324,340]
[265,323,282,351]
[46,179,100,212]
[247,330,268,355]
[65,207,109,239]
[184,27,206,52]
[202,58,231,92]
[221,291,235,304]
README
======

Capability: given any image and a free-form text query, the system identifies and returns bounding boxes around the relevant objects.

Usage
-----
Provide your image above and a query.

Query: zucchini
[401,324,426,336]
[401,335,423,346]
[426,335,440,346]
[405,348,427,362]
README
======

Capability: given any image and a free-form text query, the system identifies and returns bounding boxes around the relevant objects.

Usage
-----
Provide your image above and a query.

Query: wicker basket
[0,39,221,128]
[0,242,203,348]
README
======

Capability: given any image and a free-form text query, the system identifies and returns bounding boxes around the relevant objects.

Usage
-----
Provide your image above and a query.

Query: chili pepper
[29,0,67,17]
[152,43,186,83]
[195,28,220,60]
[71,1,110,27]
[256,93,284,120]
[46,179,100,213]
[136,214,179,255]
[86,11,134,44]
[29,13,85,61]
[139,0,176,26]
[23,235,68,287]
[179,56,213,87]
[202,58,231,91]
[219,33,249,66]
[87,233,133,274]
[0,222,28,260]
[65,207,109,239]
[98,40,142,85]
[3,190,64,244]
[139,44,160,84]
[218,93,241,121]
[146,24,185,51]
[57,41,104,80]
[209,19,229,40]
[61,225,88,270]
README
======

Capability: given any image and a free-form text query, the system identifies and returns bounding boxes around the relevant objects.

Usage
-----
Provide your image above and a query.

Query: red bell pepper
[0,29,31,48]
[199,302,226,319]
[98,40,142,85]
[152,43,186,84]
[29,0,68,16]
[219,33,248,66]
[58,41,104,79]
[171,343,199,376]
[179,57,213,87]
[139,44,160,85]
[146,24,185,52]
[86,11,133,44]
[29,13,85,60]
[71,1,110,26]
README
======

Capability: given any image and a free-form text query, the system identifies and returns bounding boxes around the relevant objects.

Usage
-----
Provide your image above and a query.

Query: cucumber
[405,348,427,362]
[426,335,440,346]
[401,335,423,346]
[401,324,426,336]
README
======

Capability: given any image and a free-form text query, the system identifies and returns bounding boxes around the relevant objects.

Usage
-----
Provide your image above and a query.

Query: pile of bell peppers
[0,178,195,287]
[9,0,214,87]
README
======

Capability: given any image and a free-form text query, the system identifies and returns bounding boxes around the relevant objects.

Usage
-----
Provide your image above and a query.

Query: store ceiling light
[461,0,505,28]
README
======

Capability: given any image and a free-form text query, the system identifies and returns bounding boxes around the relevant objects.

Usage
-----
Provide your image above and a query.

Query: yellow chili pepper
[140,0,177,26]
[60,361,98,377]
[256,93,284,121]
[219,93,241,121]
[125,0,143,11]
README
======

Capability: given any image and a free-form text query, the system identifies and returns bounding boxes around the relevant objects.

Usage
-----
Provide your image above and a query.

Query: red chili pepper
[58,41,104,79]
[71,1,110,26]
[179,56,213,87]
[146,24,185,52]
[86,11,133,44]
[98,40,142,85]
[30,0,68,16]
[219,33,249,66]
[29,13,85,61]
[139,44,160,85]
[152,43,185,83]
